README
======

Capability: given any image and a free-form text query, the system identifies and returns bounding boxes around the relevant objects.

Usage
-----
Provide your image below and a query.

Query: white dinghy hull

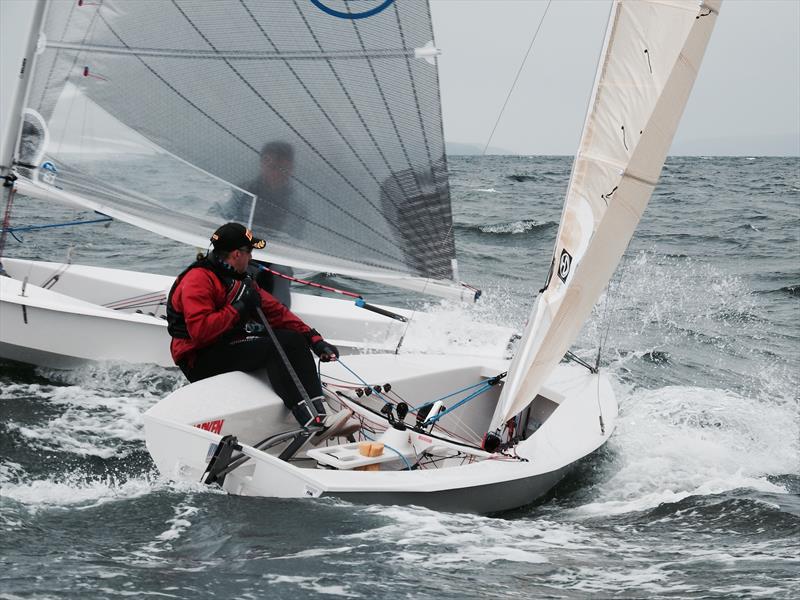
[0,268,173,368]
[0,258,514,369]
[144,355,616,514]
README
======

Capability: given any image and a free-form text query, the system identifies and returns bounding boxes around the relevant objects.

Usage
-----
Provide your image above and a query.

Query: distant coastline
[447,133,800,157]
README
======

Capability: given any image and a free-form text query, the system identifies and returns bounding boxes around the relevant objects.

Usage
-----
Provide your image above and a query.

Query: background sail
[19,0,461,295]
[491,0,721,429]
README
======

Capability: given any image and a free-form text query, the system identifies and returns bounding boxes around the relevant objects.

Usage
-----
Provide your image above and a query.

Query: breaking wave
[473,220,557,235]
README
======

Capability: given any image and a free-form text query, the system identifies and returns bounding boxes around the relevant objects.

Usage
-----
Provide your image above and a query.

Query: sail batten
[47,41,423,61]
[490,0,721,431]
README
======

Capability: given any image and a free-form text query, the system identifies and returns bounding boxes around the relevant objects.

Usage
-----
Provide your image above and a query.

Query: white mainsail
[10,0,471,301]
[490,0,721,430]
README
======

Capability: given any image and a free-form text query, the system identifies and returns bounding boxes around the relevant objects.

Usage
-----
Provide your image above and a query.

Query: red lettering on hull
[195,419,224,434]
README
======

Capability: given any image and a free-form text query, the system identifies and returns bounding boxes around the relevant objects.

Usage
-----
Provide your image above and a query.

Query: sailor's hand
[312,339,339,362]
[231,279,261,316]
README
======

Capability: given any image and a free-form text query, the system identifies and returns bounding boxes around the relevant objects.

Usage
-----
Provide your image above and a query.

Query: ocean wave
[327,492,798,597]
[2,382,156,458]
[0,472,158,511]
[579,251,781,371]
[37,362,184,396]
[641,349,670,365]
[642,489,800,530]
[343,504,565,565]
[757,284,800,297]
[473,220,556,235]
[570,384,799,518]
[262,575,360,598]
[731,222,762,232]
[0,363,184,459]
[0,468,215,514]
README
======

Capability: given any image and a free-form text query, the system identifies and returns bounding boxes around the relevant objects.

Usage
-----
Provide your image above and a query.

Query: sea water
[1,156,798,599]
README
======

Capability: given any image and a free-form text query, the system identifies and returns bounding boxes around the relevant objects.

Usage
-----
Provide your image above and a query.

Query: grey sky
[431,0,800,156]
[2,0,798,157]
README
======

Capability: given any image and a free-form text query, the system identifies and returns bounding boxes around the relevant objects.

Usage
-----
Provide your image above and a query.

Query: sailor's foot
[309,409,360,446]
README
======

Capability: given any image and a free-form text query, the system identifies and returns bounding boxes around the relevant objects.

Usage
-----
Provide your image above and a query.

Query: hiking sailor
[167,222,339,429]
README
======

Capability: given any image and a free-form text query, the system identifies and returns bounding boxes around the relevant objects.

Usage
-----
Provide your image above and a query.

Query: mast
[0,0,48,177]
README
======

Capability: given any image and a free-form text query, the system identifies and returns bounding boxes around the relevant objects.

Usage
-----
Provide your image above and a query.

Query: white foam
[4,388,152,458]
[0,461,24,480]
[156,505,199,542]
[573,384,799,517]
[479,219,540,234]
[36,362,184,396]
[263,575,358,598]
[0,474,156,510]
[123,501,215,568]
[341,504,596,566]
[0,469,214,513]
[272,546,355,560]
[397,298,518,358]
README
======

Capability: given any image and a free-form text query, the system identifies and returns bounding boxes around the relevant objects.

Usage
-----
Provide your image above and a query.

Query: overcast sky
[431,0,800,155]
[2,0,798,157]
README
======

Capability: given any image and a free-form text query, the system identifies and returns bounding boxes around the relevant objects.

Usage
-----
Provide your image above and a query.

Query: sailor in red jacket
[167,222,338,428]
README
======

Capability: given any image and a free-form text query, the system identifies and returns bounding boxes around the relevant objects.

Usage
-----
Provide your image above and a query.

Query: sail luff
[490,0,721,431]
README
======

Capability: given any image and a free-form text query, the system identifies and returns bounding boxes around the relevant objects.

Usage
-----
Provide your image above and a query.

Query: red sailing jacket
[168,267,321,367]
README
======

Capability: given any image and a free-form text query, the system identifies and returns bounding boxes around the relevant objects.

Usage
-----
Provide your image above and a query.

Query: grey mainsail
[17,0,466,298]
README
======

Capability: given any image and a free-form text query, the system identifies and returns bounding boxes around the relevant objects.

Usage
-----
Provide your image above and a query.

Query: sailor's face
[260,155,293,188]
[229,247,252,273]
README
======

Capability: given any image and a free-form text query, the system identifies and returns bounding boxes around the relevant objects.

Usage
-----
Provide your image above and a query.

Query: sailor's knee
[276,330,308,354]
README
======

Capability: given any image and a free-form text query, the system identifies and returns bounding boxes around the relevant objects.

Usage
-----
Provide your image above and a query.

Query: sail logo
[40,161,58,185]
[311,0,396,20]
[557,249,572,283]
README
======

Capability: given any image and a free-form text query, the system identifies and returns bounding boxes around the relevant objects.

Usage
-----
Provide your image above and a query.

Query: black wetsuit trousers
[180,330,323,421]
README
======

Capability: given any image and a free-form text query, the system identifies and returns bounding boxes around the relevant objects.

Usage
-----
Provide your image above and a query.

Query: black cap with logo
[210,223,266,252]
